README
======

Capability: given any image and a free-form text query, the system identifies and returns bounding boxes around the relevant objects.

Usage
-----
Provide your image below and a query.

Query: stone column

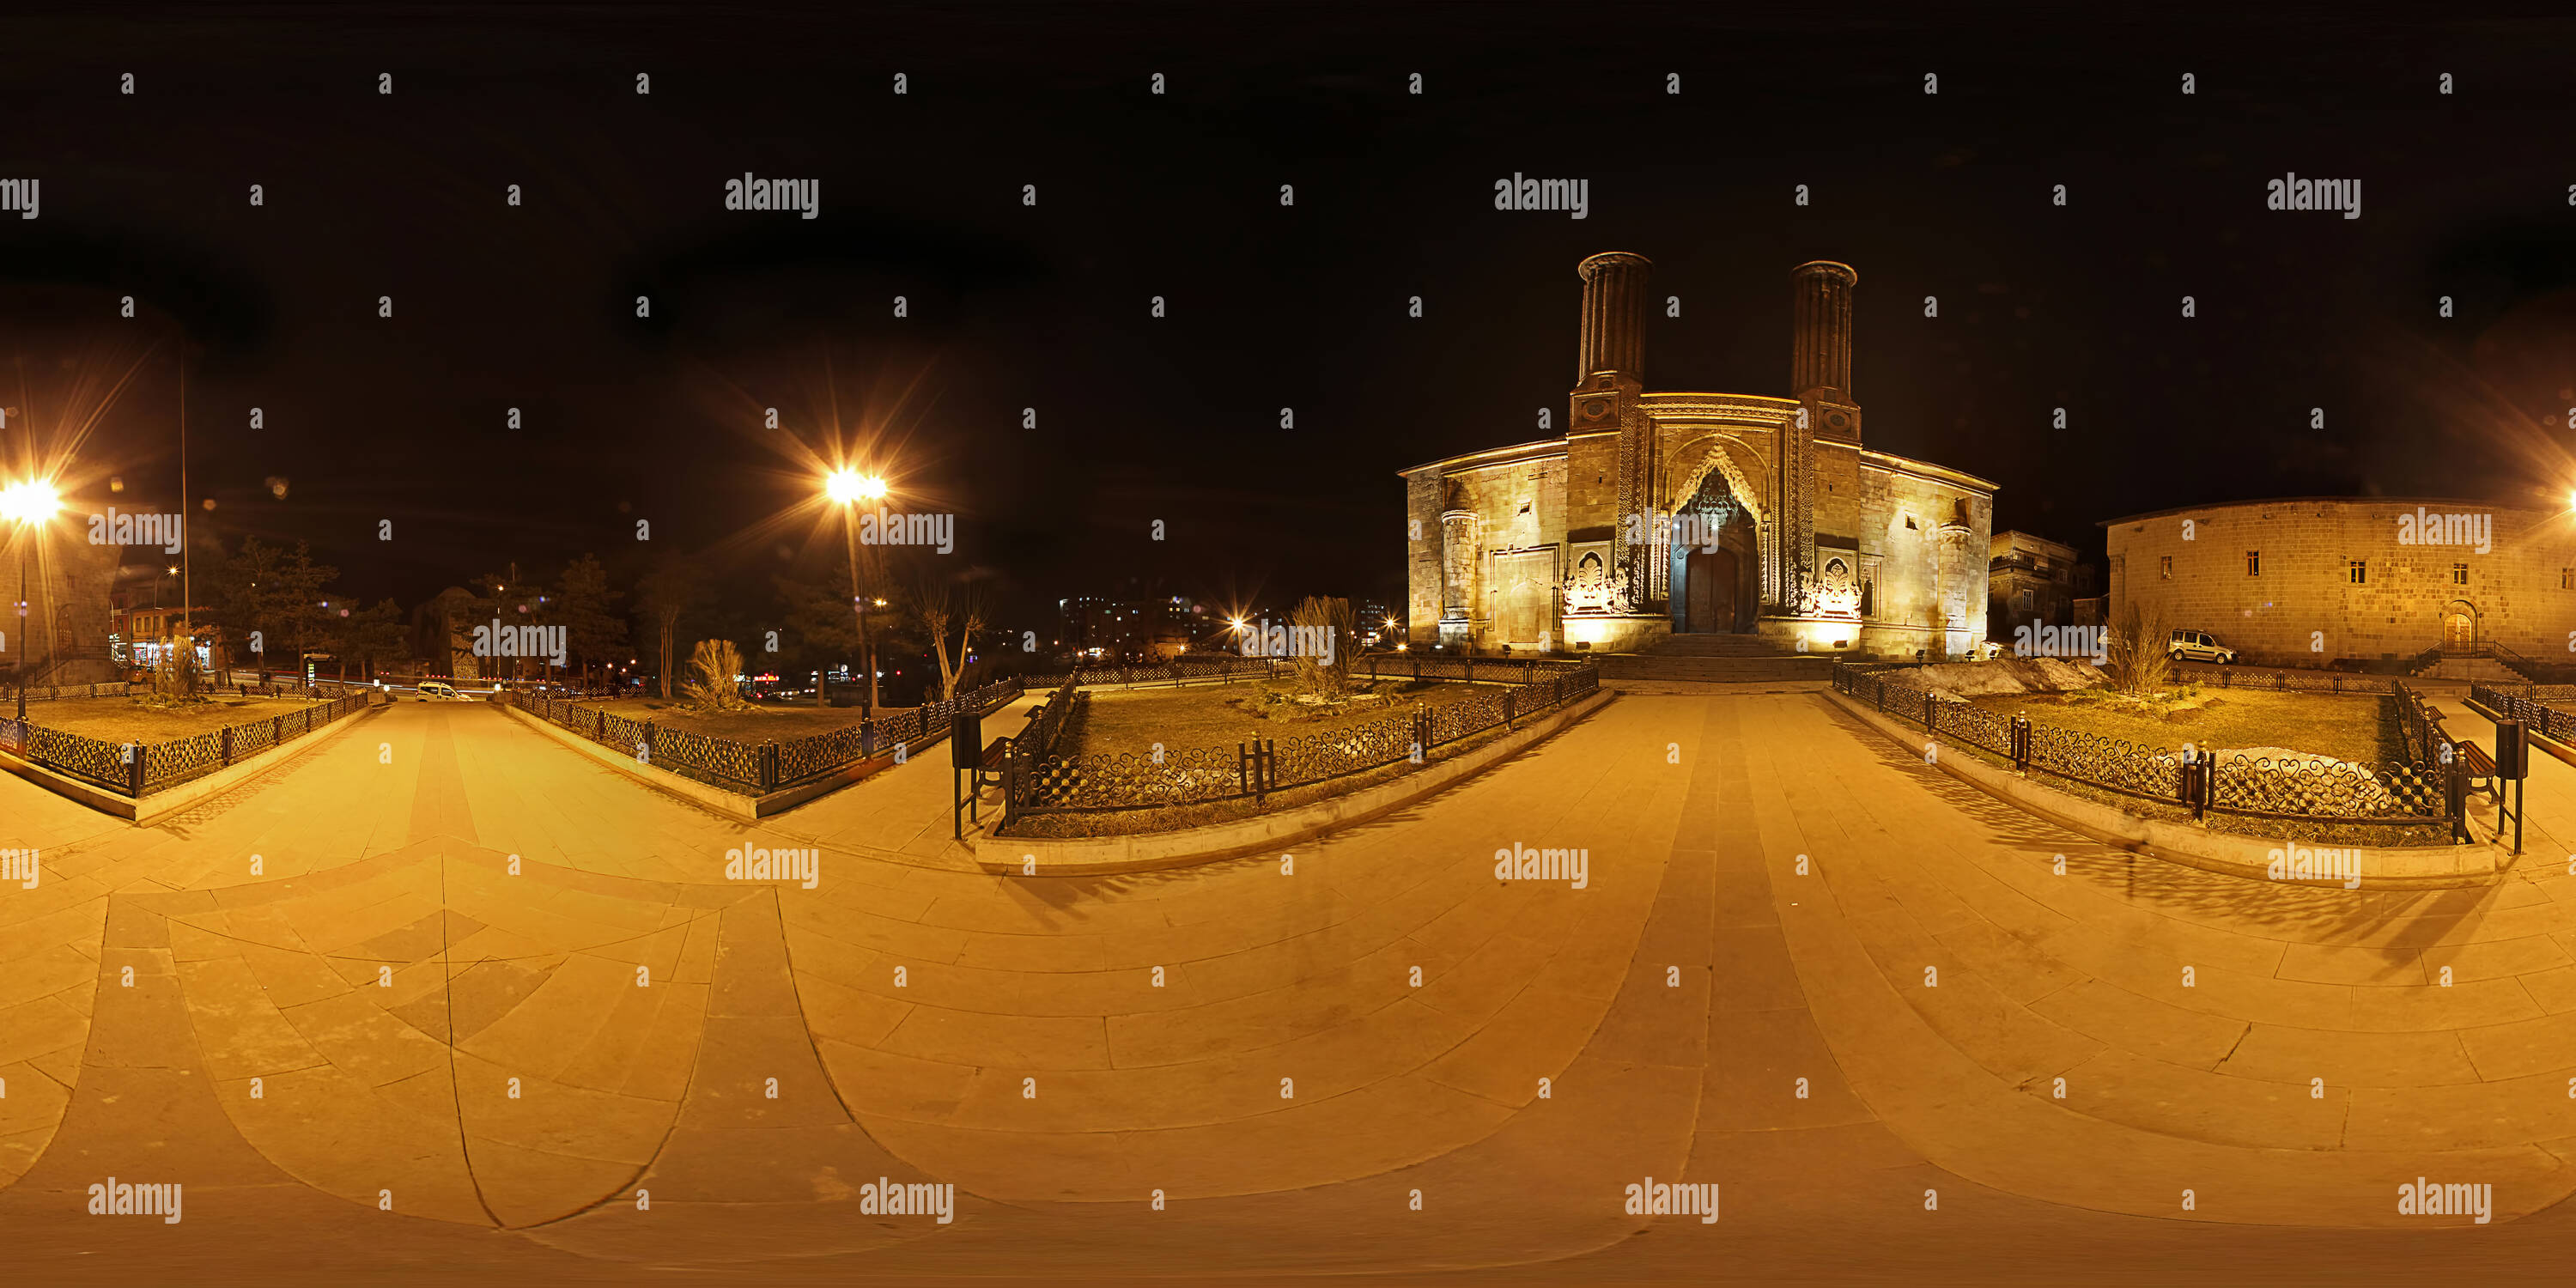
[1440,509,1479,633]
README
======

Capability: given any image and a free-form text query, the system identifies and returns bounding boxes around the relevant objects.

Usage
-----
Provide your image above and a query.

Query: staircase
[2420,653,2525,683]
[1597,632,1836,683]
[2409,643,2537,683]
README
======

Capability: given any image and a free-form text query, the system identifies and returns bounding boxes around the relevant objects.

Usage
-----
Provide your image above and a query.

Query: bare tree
[914,572,992,702]
[634,556,704,701]
[2105,598,2174,696]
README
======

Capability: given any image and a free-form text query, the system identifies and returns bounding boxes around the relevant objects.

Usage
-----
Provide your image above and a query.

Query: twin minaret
[1574,252,1858,405]
[1571,252,1861,616]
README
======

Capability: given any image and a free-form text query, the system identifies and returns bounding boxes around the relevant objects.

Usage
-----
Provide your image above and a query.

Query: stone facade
[1400,252,1996,659]
[2102,498,2576,665]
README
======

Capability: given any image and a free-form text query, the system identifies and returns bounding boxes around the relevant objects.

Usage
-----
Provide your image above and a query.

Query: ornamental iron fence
[0,690,380,798]
[1833,663,2458,834]
[503,678,1026,796]
[1000,664,1601,829]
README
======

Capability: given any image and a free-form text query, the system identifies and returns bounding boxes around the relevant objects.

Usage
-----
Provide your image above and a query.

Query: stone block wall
[2104,500,2576,663]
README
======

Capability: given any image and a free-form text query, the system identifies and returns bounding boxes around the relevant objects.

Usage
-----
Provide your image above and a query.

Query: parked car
[2167,629,2238,665]
[417,680,458,701]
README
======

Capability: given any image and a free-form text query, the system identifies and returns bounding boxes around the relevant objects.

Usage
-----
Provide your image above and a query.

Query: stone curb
[500,700,995,819]
[1823,690,2505,889]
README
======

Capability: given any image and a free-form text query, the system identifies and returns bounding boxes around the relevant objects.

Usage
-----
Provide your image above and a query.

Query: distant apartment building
[1988,531,2092,637]
[1060,594,1216,662]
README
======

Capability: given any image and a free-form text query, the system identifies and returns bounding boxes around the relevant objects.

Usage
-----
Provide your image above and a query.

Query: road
[6,689,2576,1283]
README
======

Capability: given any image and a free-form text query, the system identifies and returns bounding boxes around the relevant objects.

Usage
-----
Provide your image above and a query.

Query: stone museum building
[1400,252,1996,659]
[2103,497,2576,665]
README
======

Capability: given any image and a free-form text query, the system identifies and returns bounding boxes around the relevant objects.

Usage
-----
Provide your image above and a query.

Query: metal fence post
[861,716,877,758]
[129,744,146,796]
[759,741,779,793]
[222,726,235,767]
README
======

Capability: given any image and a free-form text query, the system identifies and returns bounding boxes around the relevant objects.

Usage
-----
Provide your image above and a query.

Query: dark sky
[8,5,2576,632]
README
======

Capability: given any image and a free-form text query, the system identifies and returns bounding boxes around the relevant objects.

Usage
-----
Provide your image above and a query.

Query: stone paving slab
[23,691,2576,1279]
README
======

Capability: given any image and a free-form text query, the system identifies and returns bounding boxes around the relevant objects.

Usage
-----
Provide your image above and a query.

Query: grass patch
[21,694,330,743]
[1061,678,1480,756]
[1968,687,2402,765]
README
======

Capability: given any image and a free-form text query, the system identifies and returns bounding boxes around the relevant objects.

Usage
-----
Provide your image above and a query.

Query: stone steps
[1600,653,1834,683]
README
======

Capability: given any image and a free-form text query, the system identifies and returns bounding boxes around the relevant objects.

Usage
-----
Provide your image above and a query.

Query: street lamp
[1,477,62,721]
[822,467,890,715]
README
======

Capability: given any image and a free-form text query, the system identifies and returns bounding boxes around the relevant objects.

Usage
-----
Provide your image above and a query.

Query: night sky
[7,6,2576,631]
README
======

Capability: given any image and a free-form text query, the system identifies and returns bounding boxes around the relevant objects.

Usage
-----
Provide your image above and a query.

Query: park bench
[2458,738,2498,801]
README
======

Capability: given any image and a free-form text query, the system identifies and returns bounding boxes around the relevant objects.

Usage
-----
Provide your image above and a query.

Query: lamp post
[2,477,62,722]
[823,467,890,716]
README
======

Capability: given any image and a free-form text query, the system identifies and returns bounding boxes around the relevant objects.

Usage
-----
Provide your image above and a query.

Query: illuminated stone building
[1400,252,1996,659]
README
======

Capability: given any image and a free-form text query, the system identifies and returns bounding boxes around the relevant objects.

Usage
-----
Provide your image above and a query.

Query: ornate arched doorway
[1668,470,1760,633]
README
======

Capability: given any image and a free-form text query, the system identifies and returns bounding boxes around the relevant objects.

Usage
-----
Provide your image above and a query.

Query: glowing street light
[822,467,893,715]
[3,477,63,721]
[824,467,888,505]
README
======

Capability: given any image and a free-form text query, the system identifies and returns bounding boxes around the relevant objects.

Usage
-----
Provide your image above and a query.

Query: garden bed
[1966,686,2402,766]
[1059,677,1482,756]
[17,694,329,742]
[583,696,922,741]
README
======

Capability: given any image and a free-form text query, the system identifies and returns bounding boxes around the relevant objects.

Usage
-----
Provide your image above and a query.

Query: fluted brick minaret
[1577,252,1651,383]
[1572,252,1655,615]
[1783,260,1858,617]
[1790,260,1857,402]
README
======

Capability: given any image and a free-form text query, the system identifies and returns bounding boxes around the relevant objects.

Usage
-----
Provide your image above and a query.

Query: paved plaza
[9,687,2576,1282]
